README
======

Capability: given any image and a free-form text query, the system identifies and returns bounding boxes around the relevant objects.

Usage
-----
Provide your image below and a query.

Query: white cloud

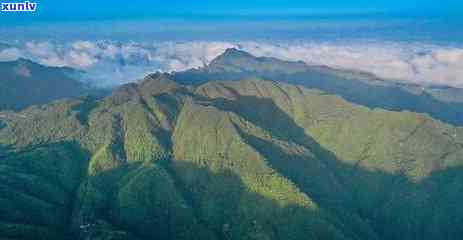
[0,48,21,61]
[66,50,97,68]
[1,40,463,88]
[236,42,463,88]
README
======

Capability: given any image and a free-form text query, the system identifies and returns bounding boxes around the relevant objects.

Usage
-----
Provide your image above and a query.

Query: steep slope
[0,73,214,240]
[0,74,463,240]
[0,142,87,240]
[172,99,362,240]
[0,59,100,111]
[195,79,463,240]
[173,48,463,126]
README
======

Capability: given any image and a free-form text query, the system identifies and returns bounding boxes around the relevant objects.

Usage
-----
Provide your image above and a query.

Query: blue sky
[1,1,463,88]
[1,0,463,23]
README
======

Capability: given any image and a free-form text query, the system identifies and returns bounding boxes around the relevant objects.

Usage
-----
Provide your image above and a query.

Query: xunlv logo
[1,1,37,12]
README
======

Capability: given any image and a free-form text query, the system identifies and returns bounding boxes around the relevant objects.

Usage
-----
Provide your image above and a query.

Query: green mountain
[0,58,101,111]
[1,64,463,240]
[173,48,463,126]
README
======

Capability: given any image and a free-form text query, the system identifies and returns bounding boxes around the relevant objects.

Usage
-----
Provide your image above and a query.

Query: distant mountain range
[1,49,463,240]
[0,58,104,111]
[174,48,463,126]
[1,49,462,126]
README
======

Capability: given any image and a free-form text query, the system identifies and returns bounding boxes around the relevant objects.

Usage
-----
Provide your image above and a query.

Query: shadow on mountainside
[76,149,463,240]
[74,159,352,240]
[194,92,463,240]
[280,71,463,126]
[2,88,463,240]
[0,141,89,240]
[1,135,462,240]
[173,70,463,126]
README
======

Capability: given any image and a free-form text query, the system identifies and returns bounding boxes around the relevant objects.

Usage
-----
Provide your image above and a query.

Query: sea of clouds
[0,40,462,88]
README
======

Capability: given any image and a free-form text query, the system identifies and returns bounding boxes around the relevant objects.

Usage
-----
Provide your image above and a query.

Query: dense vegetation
[173,48,463,126]
[0,51,463,240]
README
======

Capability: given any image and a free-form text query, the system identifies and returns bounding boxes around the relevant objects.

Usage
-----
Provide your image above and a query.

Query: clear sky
[1,0,462,24]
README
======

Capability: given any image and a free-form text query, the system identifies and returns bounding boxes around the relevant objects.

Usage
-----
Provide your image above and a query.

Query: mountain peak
[221,48,254,58]
[206,48,261,73]
[204,48,310,75]
[209,48,256,66]
[138,72,185,96]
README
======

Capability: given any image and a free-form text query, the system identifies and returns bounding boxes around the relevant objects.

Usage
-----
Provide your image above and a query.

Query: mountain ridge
[1,72,463,239]
[2,48,462,125]
[212,48,463,91]
[172,48,463,126]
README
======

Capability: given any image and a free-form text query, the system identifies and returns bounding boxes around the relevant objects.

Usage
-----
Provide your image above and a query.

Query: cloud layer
[1,40,462,88]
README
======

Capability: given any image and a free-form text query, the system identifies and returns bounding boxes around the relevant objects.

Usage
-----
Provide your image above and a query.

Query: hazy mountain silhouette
[0,58,104,111]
